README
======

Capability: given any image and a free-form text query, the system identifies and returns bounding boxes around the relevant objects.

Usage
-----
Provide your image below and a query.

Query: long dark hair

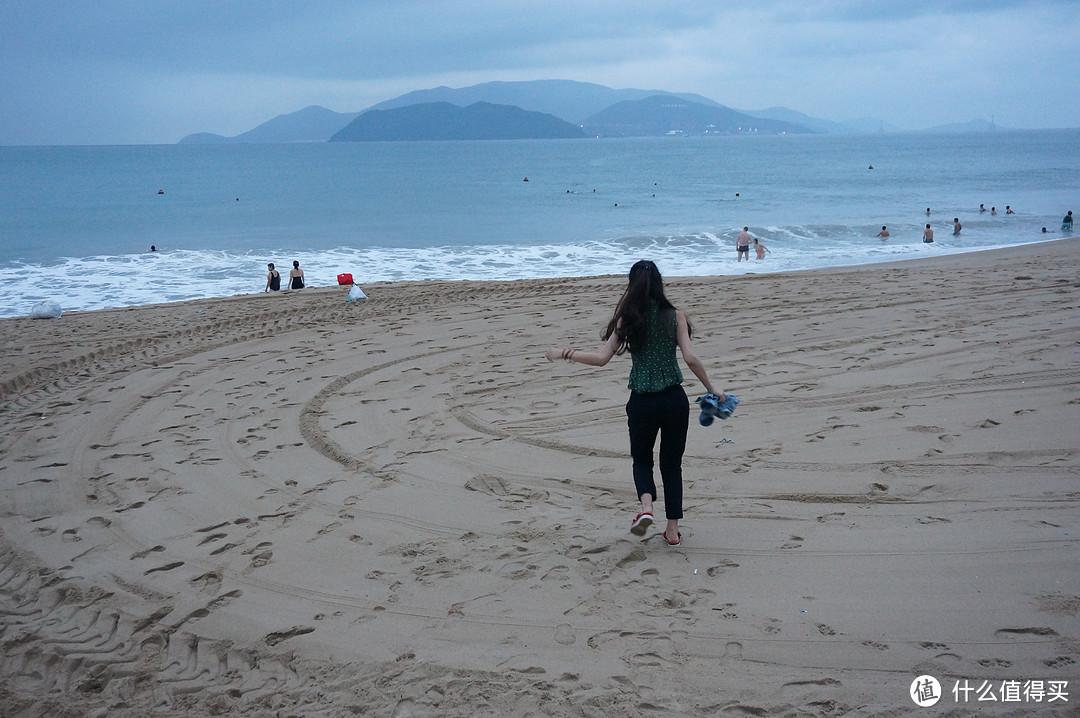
[602,260,688,354]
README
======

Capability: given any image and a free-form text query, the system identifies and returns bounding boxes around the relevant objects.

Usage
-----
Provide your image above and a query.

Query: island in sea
[329,101,586,142]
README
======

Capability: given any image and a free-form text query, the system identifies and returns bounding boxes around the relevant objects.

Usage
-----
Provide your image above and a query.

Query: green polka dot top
[627,303,682,393]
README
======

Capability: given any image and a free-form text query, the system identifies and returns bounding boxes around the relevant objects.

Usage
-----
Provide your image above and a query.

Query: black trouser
[626,384,689,519]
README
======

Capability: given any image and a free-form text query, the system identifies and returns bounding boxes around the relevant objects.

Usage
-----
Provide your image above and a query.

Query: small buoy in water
[523,177,529,182]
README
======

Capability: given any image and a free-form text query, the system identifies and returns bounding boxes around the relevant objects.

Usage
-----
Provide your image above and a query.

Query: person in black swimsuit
[288,260,305,290]
[265,263,281,292]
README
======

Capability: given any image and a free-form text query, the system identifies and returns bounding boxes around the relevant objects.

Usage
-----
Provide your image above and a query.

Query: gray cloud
[1,0,1077,144]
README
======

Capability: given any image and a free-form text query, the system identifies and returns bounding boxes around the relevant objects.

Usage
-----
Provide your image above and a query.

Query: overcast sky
[2,0,1078,145]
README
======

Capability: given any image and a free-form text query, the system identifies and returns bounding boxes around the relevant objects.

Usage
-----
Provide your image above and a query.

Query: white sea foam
[0,232,1058,318]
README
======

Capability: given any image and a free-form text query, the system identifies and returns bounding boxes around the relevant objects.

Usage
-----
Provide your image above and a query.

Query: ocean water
[1,130,1077,318]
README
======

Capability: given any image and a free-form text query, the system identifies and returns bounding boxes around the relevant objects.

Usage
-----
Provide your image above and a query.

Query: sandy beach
[1,240,1078,717]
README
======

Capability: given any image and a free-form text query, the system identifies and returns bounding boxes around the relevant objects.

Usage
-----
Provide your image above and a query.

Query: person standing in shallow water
[288,260,305,290]
[736,227,752,262]
[543,260,729,547]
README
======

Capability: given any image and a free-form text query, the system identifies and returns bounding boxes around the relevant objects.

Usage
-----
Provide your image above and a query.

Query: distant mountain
[739,107,857,134]
[178,132,233,144]
[329,101,586,142]
[923,118,999,133]
[174,80,997,144]
[580,95,815,137]
[179,105,360,144]
[363,79,721,125]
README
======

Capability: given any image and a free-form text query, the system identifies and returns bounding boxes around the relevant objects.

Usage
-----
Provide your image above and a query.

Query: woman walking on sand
[544,260,728,546]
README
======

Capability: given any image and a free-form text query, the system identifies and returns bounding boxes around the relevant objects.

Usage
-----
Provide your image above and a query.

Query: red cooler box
[337,273,354,285]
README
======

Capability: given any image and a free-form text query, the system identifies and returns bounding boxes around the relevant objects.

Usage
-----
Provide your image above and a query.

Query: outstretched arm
[676,310,726,400]
[545,332,619,367]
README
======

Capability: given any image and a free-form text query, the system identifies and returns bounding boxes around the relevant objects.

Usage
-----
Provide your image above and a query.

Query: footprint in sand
[190,571,223,591]
[465,474,509,496]
[264,625,315,646]
[994,627,1058,638]
[780,535,804,549]
[245,549,273,572]
[711,603,738,620]
[706,560,739,576]
[144,561,184,576]
[130,544,165,559]
[198,532,228,545]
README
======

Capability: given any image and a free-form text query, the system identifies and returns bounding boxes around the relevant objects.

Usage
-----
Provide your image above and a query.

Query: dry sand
[1,240,1078,717]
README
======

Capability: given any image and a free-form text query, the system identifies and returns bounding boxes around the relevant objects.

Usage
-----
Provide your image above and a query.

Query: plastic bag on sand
[347,285,366,302]
[29,300,63,319]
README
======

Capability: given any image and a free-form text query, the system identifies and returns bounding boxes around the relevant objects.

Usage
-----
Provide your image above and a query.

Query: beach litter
[29,300,62,319]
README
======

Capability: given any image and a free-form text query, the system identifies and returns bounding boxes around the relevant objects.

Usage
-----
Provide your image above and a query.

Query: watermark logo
[911,675,942,707]
[910,675,1069,706]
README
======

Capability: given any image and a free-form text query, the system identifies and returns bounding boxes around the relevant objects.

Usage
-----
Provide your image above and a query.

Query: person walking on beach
[265,263,281,292]
[953,218,962,235]
[736,227,752,262]
[875,226,890,238]
[923,224,934,243]
[543,260,727,547]
[754,238,771,259]
[288,260,305,290]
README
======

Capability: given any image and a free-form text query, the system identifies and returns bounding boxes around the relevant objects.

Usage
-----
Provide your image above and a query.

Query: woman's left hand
[544,347,563,362]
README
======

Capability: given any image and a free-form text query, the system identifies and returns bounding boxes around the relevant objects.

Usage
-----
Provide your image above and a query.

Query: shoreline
[5,234,1077,324]
[3,234,1076,321]
[2,238,1078,715]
